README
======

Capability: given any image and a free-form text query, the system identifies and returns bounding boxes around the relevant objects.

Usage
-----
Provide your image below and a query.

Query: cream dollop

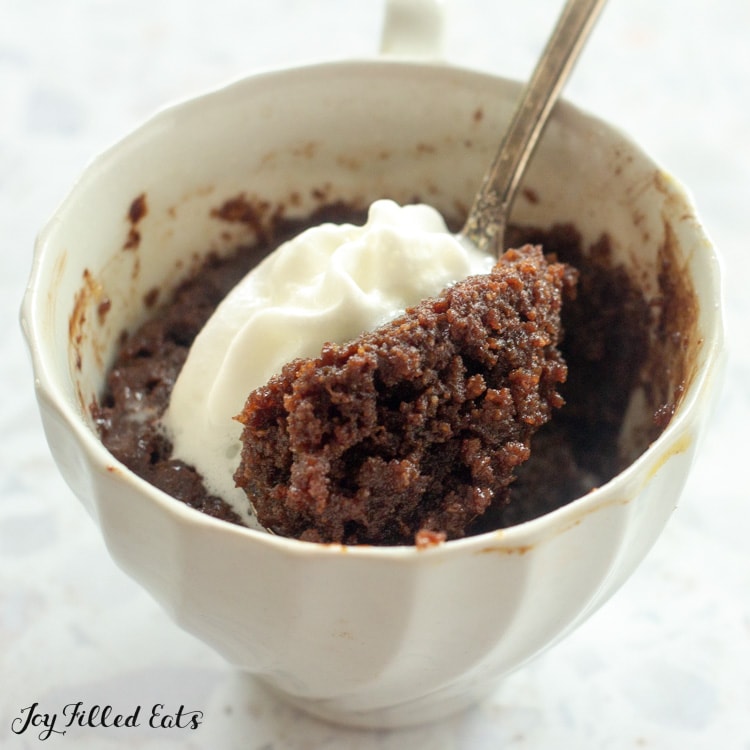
[163,199,493,519]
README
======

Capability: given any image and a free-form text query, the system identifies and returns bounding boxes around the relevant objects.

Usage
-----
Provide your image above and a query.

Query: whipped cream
[164,199,493,519]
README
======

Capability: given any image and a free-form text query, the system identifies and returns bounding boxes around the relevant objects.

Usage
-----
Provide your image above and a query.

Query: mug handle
[379,0,446,59]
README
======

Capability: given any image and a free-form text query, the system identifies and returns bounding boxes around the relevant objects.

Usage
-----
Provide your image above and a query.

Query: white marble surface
[2,0,749,747]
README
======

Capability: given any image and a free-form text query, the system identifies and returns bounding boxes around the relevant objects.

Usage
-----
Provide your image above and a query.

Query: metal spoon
[461,0,607,256]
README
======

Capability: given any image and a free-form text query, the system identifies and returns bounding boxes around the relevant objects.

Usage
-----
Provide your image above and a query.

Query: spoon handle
[462,0,607,255]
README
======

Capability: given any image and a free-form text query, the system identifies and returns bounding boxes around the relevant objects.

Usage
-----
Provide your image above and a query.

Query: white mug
[22,0,723,728]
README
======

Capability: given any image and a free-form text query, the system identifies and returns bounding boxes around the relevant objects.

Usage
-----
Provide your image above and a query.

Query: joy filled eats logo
[11,701,203,741]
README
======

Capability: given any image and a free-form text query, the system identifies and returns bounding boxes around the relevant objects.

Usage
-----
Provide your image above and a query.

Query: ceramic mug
[22,0,723,728]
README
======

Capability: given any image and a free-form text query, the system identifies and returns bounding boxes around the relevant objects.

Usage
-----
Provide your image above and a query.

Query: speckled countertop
[2,1,748,748]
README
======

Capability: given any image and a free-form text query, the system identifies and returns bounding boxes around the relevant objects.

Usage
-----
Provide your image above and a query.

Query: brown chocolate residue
[129,193,148,224]
[70,269,91,369]
[97,298,112,324]
[143,287,160,309]
[416,142,436,154]
[292,141,317,159]
[522,187,540,205]
[210,193,281,245]
[124,228,140,250]
[124,193,148,250]
[311,184,332,203]
[70,268,107,372]
[648,221,699,427]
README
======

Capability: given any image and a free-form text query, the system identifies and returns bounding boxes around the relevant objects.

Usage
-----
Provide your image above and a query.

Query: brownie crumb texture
[234,245,577,546]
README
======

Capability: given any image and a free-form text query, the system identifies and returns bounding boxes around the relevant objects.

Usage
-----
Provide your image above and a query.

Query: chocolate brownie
[234,246,576,545]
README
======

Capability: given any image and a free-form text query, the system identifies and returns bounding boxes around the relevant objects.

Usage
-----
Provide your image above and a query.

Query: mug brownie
[235,245,576,545]
[93,204,656,545]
